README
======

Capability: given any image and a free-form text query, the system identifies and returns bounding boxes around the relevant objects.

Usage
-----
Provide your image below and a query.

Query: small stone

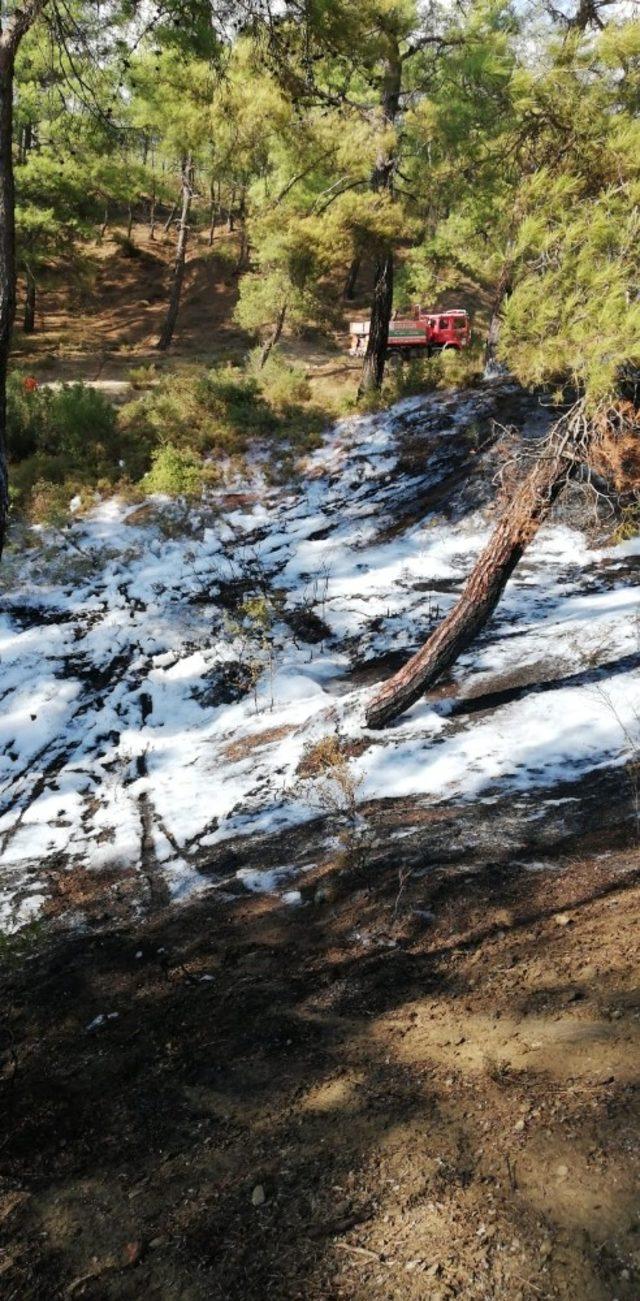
[540,1238,552,1258]
[514,1119,525,1132]
[556,1164,569,1178]
[149,1236,166,1250]
[251,1184,266,1207]
[554,913,571,927]
[620,1269,630,1280]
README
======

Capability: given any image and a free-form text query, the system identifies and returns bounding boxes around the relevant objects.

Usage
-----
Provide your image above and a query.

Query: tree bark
[235,187,248,272]
[0,1,48,554]
[207,179,218,246]
[0,41,15,553]
[162,202,177,234]
[126,203,134,241]
[100,204,109,239]
[366,413,584,728]
[484,252,513,371]
[358,252,394,394]
[23,267,36,333]
[259,301,287,368]
[156,155,192,352]
[149,191,156,240]
[343,254,361,301]
[358,40,402,398]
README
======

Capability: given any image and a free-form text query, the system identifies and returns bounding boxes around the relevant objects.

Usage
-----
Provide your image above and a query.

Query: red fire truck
[349,306,470,356]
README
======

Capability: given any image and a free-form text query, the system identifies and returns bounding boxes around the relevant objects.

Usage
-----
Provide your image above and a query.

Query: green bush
[127,363,158,390]
[249,350,312,407]
[8,376,120,468]
[120,365,279,458]
[141,444,208,497]
[7,376,133,517]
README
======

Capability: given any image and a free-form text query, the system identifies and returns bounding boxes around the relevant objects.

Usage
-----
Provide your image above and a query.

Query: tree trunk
[484,253,513,372]
[162,202,176,234]
[126,203,134,240]
[23,267,36,332]
[343,254,361,301]
[358,41,402,398]
[156,155,192,352]
[19,119,32,164]
[0,3,48,556]
[358,252,394,395]
[100,205,109,239]
[0,40,17,555]
[365,413,584,728]
[235,187,249,272]
[149,192,156,240]
[259,301,287,368]
[227,188,235,232]
[207,180,218,246]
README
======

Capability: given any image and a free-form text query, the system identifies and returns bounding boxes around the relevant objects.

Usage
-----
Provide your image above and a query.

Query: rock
[514,1119,525,1132]
[554,913,571,927]
[556,1164,569,1178]
[149,1236,167,1250]
[251,1184,266,1207]
[540,1238,552,1258]
[122,1241,142,1267]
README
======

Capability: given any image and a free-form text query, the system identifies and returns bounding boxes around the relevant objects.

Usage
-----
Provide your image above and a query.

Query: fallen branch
[366,397,639,729]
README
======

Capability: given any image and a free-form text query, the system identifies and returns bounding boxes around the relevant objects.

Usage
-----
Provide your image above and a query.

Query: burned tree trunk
[366,405,587,729]
[156,155,192,353]
[359,252,394,394]
[343,254,361,301]
[358,40,401,399]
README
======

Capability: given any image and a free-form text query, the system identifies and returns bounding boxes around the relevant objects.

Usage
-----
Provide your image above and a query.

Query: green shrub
[127,363,158,390]
[6,372,48,460]
[28,478,74,526]
[249,350,312,407]
[141,444,208,497]
[7,376,120,468]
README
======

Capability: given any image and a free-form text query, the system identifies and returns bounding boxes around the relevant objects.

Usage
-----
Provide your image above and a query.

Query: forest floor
[9,223,361,410]
[0,835,639,1300]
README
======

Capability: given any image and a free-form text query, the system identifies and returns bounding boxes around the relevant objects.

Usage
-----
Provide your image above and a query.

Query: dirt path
[1,836,639,1300]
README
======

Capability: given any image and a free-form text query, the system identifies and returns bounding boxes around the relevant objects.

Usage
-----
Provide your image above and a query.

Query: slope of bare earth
[0,837,639,1300]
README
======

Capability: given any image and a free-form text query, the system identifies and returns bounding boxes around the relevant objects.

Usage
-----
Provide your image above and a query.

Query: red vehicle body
[350,306,470,356]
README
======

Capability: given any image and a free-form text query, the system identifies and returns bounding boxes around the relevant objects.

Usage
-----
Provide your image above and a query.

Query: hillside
[1,381,638,1298]
[1,2,639,1296]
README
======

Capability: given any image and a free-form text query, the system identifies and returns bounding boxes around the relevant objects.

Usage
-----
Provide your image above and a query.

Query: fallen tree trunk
[366,402,588,729]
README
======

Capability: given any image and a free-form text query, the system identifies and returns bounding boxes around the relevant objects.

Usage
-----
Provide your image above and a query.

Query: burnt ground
[1,766,639,1301]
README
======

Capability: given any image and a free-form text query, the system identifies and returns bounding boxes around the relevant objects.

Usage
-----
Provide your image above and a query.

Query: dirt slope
[1,838,639,1300]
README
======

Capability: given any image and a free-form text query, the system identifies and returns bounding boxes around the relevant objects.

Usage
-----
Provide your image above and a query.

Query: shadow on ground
[1,784,639,1300]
